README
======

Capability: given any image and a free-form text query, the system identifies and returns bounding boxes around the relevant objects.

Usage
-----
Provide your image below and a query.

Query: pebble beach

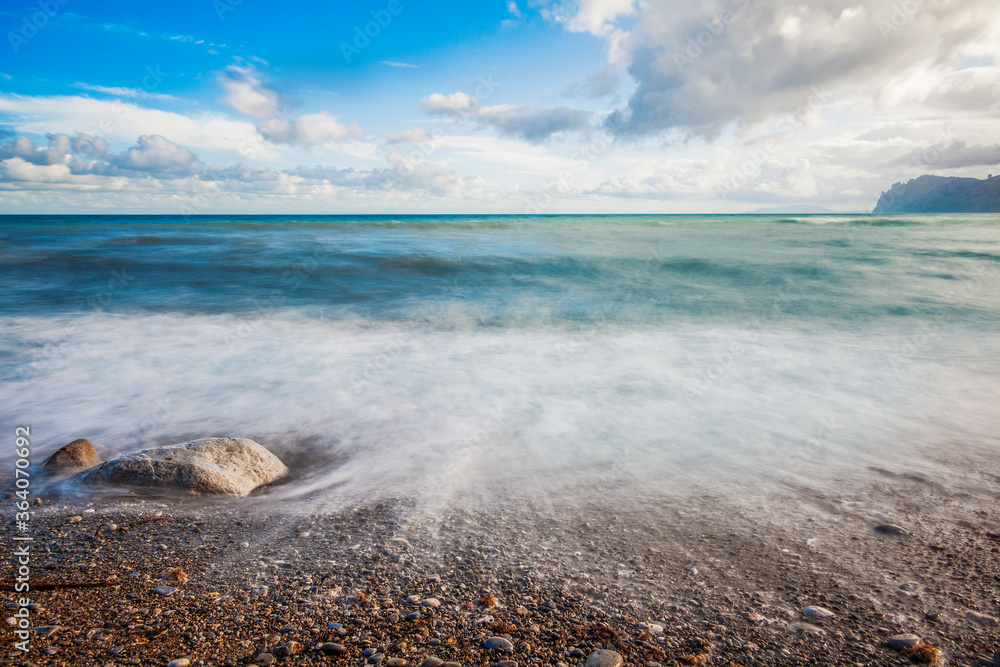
[6,455,1000,667]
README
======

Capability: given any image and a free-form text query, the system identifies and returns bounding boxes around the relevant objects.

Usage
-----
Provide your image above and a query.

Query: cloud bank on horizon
[1,0,998,213]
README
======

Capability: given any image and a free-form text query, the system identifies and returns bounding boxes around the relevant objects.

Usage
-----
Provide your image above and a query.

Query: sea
[2,214,999,509]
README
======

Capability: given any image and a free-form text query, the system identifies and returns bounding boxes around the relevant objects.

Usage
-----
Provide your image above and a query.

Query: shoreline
[5,463,1000,667]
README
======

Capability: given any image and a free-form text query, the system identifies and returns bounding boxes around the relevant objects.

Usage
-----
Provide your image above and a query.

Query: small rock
[253,653,276,666]
[585,650,624,667]
[804,606,835,618]
[35,626,61,637]
[153,587,177,596]
[420,598,441,608]
[389,538,412,548]
[966,611,999,626]
[888,634,922,650]
[498,661,518,667]
[485,637,514,652]
[875,524,908,536]
[321,643,347,655]
[68,516,82,523]
[386,659,407,667]
[42,438,101,472]
[273,640,301,658]
[442,662,462,667]
[167,660,191,667]
[688,568,698,576]
[368,654,385,665]
[421,657,444,667]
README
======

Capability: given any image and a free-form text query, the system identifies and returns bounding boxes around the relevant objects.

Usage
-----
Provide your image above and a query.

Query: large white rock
[78,437,288,496]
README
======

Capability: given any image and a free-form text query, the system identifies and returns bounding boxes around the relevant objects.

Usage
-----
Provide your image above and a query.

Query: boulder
[78,437,288,496]
[42,439,101,472]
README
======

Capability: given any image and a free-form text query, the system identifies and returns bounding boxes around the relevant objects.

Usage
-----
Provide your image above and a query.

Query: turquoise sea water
[2,214,999,504]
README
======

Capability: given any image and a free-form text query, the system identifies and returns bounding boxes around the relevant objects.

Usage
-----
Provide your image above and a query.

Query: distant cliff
[873,174,1000,213]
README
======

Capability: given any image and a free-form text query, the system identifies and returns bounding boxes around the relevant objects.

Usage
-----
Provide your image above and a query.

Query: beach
[2,213,1000,665]
[7,451,1000,667]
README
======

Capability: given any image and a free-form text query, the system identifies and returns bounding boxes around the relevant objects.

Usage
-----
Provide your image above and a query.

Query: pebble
[443,662,462,667]
[585,649,624,667]
[420,598,441,608]
[888,634,922,650]
[485,637,514,652]
[967,611,999,626]
[637,622,664,634]
[804,606,835,618]
[368,654,385,664]
[253,653,276,666]
[68,516,82,523]
[386,659,408,667]
[320,643,347,655]
[421,657,444,667]
[274,640,301,657]
[153,587,177,596]
[35,625,61,637]
[167,660,191,667]
[497,661,518,667]
[874,524,908,536]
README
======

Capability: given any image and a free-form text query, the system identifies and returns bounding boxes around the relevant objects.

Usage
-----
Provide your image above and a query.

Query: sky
[0,0,998,214]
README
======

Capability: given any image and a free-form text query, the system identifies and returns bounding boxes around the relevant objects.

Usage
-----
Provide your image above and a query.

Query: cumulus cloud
[587,0,1000,137]
[0,133,70,165]
[111,135,204,176]
[2,158,72,183]
[219,65,364,146]
[420,92,590,142]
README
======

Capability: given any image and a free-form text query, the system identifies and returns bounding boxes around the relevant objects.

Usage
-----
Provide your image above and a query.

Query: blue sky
[1,0,998,213]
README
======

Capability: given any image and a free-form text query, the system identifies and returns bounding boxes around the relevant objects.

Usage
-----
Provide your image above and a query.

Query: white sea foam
[4,311,997,511]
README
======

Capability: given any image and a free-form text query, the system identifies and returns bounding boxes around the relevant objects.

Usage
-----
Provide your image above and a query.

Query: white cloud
[276,112,364,146]
[0,94,267,157]
[111,135,203,176]
[381,61,418,68]
[2,158,72,183]
[219,66,281,119]
[71,82,177,102]
[588,0,1000,137]
[420,92,591,142]
[565,0,636,36]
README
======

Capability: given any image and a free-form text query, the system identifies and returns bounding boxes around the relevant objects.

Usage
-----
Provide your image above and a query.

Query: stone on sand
[77,437,288,496]
[585,650,624,667]
[888,634,922,650]
[42,438,100,472]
